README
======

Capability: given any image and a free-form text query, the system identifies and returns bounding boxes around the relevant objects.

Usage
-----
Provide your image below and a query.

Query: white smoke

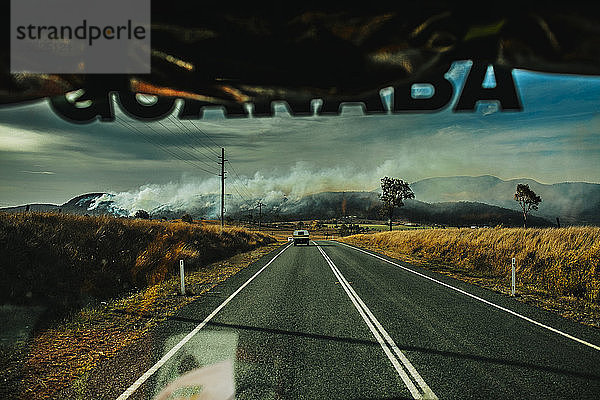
[88,161,406,217]
[89,178,221,217]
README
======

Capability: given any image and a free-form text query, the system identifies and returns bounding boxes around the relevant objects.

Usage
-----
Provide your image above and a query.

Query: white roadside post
[511,257,516,296]
[180,259,186,295]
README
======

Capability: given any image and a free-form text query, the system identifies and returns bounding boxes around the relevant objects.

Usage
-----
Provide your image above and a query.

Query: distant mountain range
[256,191,555,227]
[0,193,108,215]
[410,175,600,225]
[2,176,598,227]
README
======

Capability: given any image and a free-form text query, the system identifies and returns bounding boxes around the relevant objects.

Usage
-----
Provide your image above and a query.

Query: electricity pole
[219,148,227,228]
[257,201,265,231]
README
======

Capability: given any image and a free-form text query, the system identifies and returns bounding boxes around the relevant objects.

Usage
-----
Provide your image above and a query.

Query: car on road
[292,229,309,246]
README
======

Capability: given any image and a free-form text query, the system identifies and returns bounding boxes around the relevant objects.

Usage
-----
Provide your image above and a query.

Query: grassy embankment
[340,227,600,324]
[0,212,278,399]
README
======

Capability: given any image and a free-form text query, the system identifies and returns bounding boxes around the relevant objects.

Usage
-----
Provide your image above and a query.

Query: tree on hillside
[514,184,542,228]
[134,209,150,219]
[379,176,415,231]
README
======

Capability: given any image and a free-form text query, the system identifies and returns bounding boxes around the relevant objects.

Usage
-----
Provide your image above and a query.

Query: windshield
[2,3,600,400]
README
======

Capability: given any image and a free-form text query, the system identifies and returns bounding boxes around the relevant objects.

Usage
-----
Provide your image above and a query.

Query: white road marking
[336,240,600,352]
[116,243,293,400]
[314,241,437,400]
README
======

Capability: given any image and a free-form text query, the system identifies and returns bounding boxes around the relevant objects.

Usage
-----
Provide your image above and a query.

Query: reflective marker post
[511,257,516,297]
[180,259,186,295]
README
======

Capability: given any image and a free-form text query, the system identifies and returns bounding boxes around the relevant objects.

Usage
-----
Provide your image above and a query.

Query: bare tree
[514,184,542,228]
[380,177,415,231]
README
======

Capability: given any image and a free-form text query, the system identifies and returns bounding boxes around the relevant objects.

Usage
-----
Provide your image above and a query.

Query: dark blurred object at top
[2,1,600,106]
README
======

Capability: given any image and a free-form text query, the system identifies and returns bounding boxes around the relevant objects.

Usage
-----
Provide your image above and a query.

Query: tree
[134,209,150,219]
[514,184,542,228]
[181,213,193,223]
[379,176,415,231]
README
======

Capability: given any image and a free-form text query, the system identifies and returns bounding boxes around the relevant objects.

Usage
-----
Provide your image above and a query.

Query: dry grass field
[0,212,278,399]
[0,212,275,310]
[340,227,600,303]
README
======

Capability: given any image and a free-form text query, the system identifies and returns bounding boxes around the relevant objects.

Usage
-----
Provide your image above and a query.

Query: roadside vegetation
[0,212,275,311]
[340,227,600,314]
[24,244,281,399]
[0,212,278,399]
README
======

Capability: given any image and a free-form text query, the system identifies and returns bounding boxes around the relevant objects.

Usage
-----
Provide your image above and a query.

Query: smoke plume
[88,161,403,218]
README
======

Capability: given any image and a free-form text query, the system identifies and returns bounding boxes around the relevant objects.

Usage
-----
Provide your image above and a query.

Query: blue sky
[1,60,599,207]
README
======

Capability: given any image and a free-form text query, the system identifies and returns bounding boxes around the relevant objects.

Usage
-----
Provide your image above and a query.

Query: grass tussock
[0,212,275,312]
[340,227,600,303]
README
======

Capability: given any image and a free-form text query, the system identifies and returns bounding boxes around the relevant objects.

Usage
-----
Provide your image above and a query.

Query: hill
[5,173,599,226]
[411,175,600,225]
[1,190,555,227]
[0,193,108,215]
[263,191,552,227]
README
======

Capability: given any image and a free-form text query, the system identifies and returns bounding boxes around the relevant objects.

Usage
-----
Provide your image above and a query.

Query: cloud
[0,125,47,152]
[1,63,600,208]
[20,170,55,175]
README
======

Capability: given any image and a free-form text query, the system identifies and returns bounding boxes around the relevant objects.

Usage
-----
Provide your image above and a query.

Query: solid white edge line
[319,247,437,399]
[335,241,600,352]
[314,241,436,400]
[116,243,293,400]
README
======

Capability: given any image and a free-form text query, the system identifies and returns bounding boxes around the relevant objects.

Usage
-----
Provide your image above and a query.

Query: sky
[1,60,600,209]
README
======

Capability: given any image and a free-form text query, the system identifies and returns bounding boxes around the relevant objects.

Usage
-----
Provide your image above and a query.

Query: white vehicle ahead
[292,230,309,246]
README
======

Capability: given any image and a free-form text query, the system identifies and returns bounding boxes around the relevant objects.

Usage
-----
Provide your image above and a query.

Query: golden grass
[340,227,600,302]
[20,243,283,399]
[0,212,275,307]
[0,211,279,399]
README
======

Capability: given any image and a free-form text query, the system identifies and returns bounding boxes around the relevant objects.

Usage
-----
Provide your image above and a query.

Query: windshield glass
[2,3,600,400]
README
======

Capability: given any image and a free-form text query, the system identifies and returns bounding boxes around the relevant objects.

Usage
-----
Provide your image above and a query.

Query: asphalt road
[107,240,600,399]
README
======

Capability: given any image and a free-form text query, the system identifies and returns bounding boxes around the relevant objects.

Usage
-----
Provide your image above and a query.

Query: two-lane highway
[111,240,600,399]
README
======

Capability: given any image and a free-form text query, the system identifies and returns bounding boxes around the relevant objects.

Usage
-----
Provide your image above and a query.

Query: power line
[161,116,220,160]
[230,183,253,206]
[119,120,219,175]
[155,121,220,165]
[153,120,221,172]
[226,160,254,200]
[228,175,253,202]
[117,120,220,176]
[226,160,247,187]
[162,116,252,201]
[188,119,223,149]
[120,118,264,222]
[256,201,266,230]
[221,155,255,214]
[229,180,254,205]
[166,114,221,157]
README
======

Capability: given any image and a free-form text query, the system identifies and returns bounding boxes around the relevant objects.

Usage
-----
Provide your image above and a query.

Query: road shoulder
[336,238,600,330]
[8,242,286,400]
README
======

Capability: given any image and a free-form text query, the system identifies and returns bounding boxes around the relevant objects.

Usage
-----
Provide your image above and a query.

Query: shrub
[134,210,150,219]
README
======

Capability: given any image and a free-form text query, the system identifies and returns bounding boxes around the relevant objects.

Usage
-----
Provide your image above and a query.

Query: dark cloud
[1,63,599,206]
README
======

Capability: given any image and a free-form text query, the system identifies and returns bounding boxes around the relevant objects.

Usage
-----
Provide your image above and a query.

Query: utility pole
[257,201,265,231]
[219,148,227,229]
